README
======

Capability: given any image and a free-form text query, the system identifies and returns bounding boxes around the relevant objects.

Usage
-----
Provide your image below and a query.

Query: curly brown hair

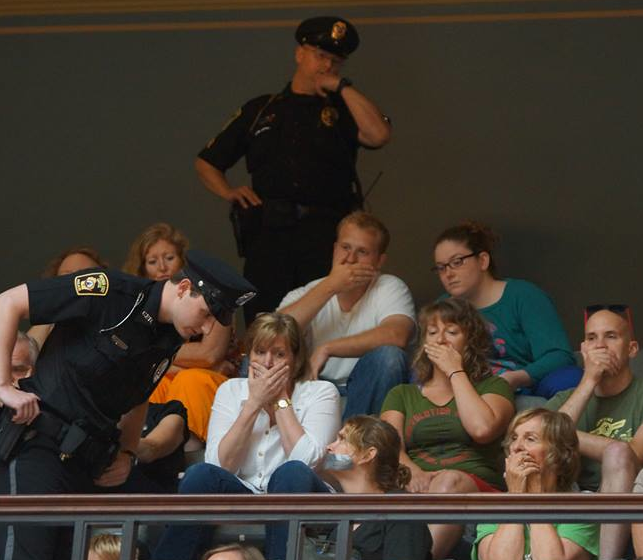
[343,415,410,492]
[503,408,580,492]
[413,298,492,384]
[434,220,500,277]
[122,222,189,277]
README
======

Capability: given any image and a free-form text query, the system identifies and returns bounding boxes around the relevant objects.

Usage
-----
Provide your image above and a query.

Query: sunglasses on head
[584,304,634,335]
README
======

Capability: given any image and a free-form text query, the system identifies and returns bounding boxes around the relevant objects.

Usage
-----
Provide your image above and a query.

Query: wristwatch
[274,398,292,411]
[336,77,353,95]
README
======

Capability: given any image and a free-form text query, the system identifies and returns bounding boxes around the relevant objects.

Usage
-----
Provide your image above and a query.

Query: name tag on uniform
[110,335,128,350]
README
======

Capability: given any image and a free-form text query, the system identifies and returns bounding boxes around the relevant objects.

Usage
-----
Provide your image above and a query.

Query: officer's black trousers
[242,214,338,325]
[0,434,94,560]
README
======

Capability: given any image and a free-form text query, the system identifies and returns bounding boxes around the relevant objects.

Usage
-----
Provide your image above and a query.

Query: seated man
[546,304,643,560]
[11,331,39,384]
[278,211,415,418]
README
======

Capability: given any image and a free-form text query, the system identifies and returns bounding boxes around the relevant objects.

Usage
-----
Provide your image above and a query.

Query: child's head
[88,533,139,560]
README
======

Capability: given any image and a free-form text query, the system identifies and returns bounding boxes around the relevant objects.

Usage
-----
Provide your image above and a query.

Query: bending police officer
[196,16,391,324]
[0,250,256,560]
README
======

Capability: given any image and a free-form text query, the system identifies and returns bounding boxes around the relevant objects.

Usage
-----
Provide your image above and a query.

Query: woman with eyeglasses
[381,298,514,560]
[432,220,579,399]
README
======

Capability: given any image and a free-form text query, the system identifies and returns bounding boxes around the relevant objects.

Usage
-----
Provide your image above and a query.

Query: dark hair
[244,312,309,381]
[123,222,189,278]
[434,220,500,277]
[413,298,492,384]
[503,408,580,492]
[343,415,410,491]
[336,211,390,254]
[43,246,107,278]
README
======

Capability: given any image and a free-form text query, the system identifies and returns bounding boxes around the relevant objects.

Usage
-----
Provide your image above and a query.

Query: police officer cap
[295,16,359,58]
[183,250,257,327]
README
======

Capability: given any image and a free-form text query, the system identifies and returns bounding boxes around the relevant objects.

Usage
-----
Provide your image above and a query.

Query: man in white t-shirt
[278,211,415,419]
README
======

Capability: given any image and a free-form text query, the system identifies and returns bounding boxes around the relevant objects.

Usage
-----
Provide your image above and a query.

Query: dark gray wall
[2,2,642,343]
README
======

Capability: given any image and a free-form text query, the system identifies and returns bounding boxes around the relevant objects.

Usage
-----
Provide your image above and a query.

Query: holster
[229,202,263,257]
[0,407,27,463]
[31,411,120,479]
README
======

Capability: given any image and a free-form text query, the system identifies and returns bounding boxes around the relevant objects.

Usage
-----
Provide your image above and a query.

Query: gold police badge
[320,106,339,127]
[331,21,347,41]
[74,272,109,296]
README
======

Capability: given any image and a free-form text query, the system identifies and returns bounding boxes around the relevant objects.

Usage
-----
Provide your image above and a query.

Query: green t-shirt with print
[546,375,643,491]
[381,376,513,489]
[472,522,599,559]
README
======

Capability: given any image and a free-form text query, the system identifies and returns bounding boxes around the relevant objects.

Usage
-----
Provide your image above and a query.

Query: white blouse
[205,378,341,493]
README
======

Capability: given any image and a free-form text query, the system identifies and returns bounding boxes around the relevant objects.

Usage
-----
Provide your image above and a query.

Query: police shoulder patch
[74,272,109,296]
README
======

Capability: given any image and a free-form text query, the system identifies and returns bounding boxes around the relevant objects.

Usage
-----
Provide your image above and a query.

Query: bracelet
[448,369,465,380]
[121,449,138,467]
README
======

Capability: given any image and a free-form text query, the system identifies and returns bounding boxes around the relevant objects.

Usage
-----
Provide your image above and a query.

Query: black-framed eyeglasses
[584,303,634,335]
[431,252,478,274]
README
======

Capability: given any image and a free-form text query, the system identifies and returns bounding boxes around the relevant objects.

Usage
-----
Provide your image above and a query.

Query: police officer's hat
[183,250,257,326]
[295,16,359,58]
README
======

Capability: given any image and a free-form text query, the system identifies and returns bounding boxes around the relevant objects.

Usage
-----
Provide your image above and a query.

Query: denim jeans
[265,461,331,560]
[152,461,330,560]
[532,365,583,399]
[342,345,409,421]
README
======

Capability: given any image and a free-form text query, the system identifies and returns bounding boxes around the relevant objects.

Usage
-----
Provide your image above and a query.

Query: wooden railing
[2,493,643,560]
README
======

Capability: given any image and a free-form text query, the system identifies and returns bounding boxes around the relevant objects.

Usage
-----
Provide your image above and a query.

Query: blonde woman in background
[124,222,235,451]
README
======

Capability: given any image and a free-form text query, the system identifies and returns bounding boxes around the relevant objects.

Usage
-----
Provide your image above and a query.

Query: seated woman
[28,246,108,350]
[123,222,236,450]
[380,298,515,560]
[152,312,341,560]
[433,221,580,399]
[474,408,598,560]
[310,415,433,560]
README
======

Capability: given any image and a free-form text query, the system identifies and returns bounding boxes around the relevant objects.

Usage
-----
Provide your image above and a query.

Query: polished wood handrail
[1,493,642,560]
[1,492,643,516]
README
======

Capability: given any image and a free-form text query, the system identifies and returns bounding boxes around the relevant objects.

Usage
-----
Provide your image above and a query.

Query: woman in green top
[381,298,515,560]
[474,408,598,560]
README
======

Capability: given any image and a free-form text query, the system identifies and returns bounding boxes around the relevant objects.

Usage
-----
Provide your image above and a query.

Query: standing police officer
[0,250,256,560]
[196,16,391,324]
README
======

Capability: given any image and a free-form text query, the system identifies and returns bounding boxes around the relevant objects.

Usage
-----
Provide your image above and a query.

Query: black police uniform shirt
[21,269,183,440]
[199,83,360,209]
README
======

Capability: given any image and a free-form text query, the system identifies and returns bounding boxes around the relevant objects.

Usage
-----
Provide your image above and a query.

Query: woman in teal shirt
[433,221,580,398]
